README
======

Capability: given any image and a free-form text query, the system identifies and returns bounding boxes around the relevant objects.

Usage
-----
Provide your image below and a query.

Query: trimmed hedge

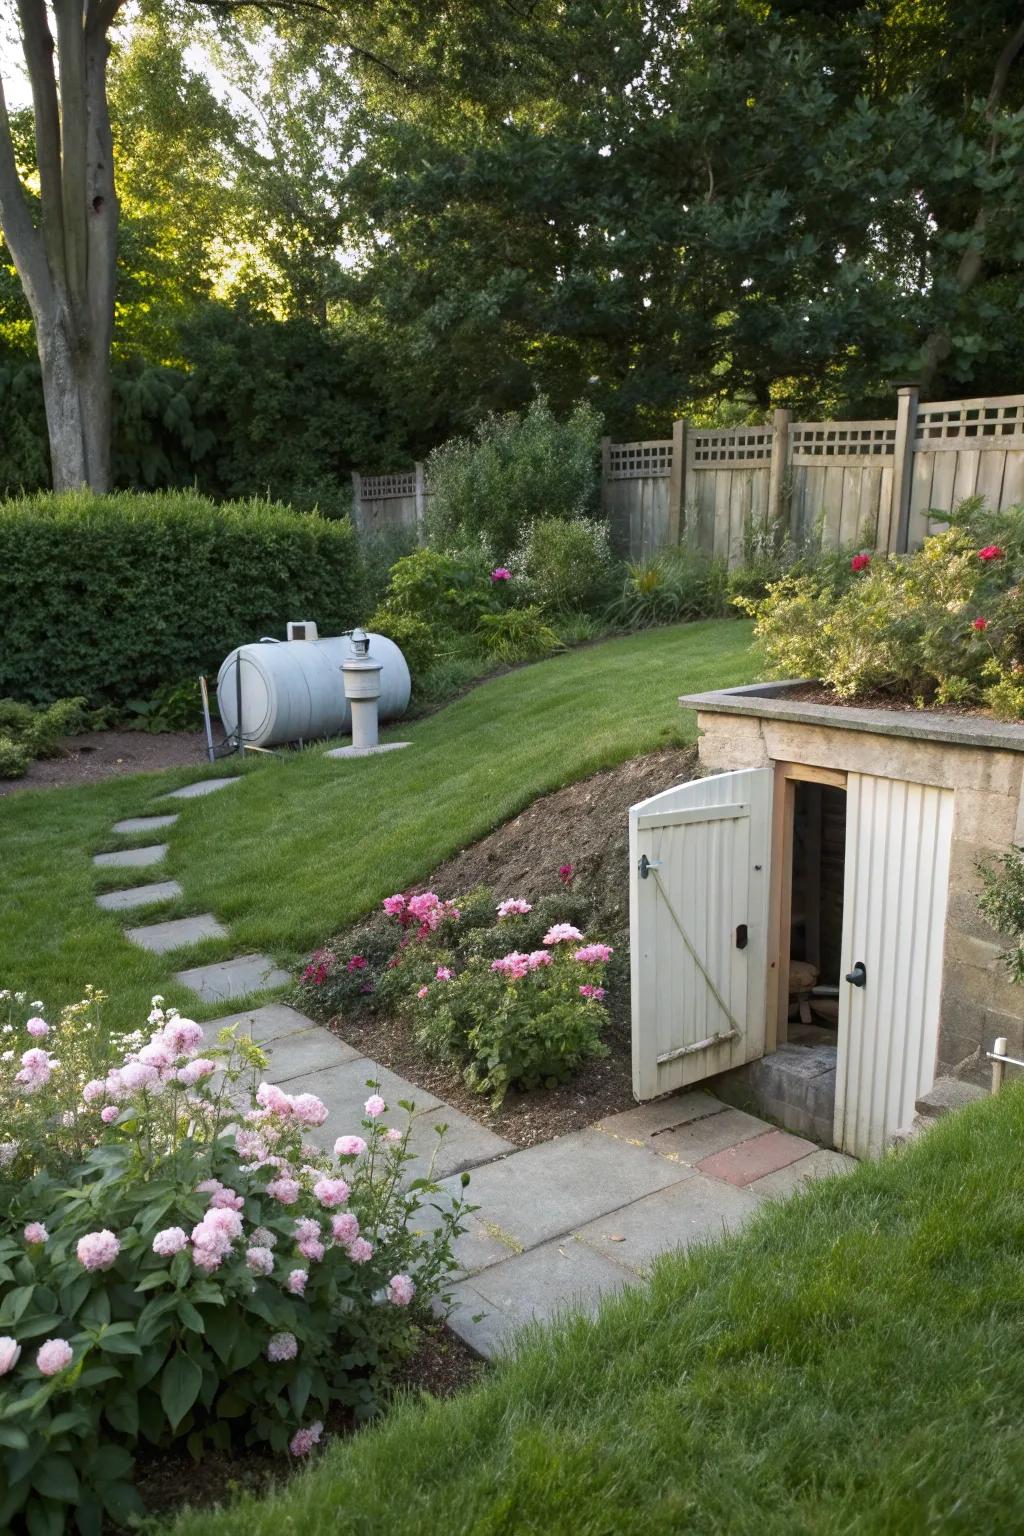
[0,491,364,708]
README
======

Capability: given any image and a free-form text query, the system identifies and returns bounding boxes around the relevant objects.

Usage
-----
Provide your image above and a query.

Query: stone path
[92,774,858,1363]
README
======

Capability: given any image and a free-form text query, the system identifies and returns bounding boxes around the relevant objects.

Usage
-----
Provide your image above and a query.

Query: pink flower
[574,943,613,964]
[82,1079,106,1104]
[335,1135,367,1157]
[289,1421,323,1457]
[23,1222,48,1245]
[386,1273,415,1307]
[543,924,583,946]
[978,545,1004,561]
[313,1177,350,1209]
[100,1105,119,1124]
[246,1246,275,1276]
[364,1094,386,1118]
[36,1338,73,1376]
[331,1212,360,1244]
[256,1082,292,1116]
[417,985,429,1000]
[267,1177,301,1205]
[209,1185,244,1211]
[497,898,532,918]
[120,1061,160,1093]
[161,1019,204,1057]
[178,1057,217,1086]
[0,1338,21,1376]
[152,1226,189,1257]
[298,1238,325,1262]
[383,894,407,919]
[850,552,871,572]
[435,967,452,981]
[579,984,607,1001]
[77,1229,120,1272]
[25,1018,48,1038]
[527,950,552,969]
[384,1127,403,1145]
[292,1092,329,1128]
[235,1128,268,1162]
[558,863,574,886]
[347,1237,374,1264]
[972,617,989,631]
[346,955,367,972]
[203,1207,243,1239]
[294,1217,321,1243]
[267,1331,298,1363]
[14,1047,52,1093]
[491,951,531,980]
[490,567,511,582]
[286,1268,308,1295]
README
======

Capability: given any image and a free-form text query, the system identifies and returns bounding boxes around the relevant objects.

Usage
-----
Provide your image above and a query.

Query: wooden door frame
[765,760,848,1052]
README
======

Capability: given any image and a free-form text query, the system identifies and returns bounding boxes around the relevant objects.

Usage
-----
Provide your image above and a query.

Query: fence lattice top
[914,398,1024,452]
[790,422,897,462]
[360,472,418,500]
[689,428,773,466]
[607,441,673,479]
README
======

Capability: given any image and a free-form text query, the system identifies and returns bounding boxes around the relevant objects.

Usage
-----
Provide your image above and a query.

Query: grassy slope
[171,1087,1024,1536]
[0,621,755,1034]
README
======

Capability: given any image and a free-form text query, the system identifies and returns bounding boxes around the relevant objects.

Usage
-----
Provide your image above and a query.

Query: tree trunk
[35,303,112,492]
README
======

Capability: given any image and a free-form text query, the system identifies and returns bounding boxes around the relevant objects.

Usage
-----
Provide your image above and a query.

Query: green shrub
[607,545,729,628]
[0,491,363,710]
[0,991,464,1532]
[0,696,87,777]
[476,606,563,665]
[510,516,617,614]
[424,396,603,559]
[359,527,420,615]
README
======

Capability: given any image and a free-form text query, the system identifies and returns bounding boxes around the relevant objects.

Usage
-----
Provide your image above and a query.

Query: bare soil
[0,729,223,797]
[325,745,699,1148]
[783,682,990,718]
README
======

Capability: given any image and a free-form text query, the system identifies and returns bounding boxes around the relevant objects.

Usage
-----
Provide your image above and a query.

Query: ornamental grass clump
[0,990,466,1534]
[299,885,613,1105]
[740,498,1024,717]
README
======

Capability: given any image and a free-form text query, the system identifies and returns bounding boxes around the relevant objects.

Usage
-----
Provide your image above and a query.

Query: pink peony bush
[0,992,467,1534]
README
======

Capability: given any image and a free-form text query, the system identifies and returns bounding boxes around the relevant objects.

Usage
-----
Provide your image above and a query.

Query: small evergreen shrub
[424,397,603,559]
[0,491,363,710]
[0,696,86,778]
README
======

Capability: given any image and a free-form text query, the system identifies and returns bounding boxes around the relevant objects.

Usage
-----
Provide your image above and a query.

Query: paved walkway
[92,774,857,1361]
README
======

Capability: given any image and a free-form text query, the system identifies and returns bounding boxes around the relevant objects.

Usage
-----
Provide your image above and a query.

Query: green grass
[169,1087,1024,1535]
[0,621,755,1035]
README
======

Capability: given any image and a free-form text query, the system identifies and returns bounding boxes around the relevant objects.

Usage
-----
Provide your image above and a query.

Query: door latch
[845,961,867,988]
[735,924,748,950]
[638,854,662,880]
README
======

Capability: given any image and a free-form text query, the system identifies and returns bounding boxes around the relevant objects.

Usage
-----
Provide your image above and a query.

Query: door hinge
[638,854,662,880]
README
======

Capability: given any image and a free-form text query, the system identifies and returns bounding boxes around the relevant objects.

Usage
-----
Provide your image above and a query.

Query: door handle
[845,961,867,988]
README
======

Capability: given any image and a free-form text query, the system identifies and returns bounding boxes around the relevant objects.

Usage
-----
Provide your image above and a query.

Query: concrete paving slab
[174,953,291,1001]
[747,1148,858,1198]
[124,912,227,954]
[573,1172,763,1275]
[697,1127,819,1187]
[96,880,182,912]
[436,1128,691,1256]
[648,1106,773,1166]
[199,1003,318,1045]
[112,814,179,834]
[281,1057,445,1151]
[402,1101,514,1182]
[261,1027,361,1080]
[596,1090,728,1142]
[93,844,168,869]
[160,777,241,801]
[443,1234,636,1357]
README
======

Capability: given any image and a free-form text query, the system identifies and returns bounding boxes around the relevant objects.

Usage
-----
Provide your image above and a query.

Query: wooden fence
[351,389,1024,566]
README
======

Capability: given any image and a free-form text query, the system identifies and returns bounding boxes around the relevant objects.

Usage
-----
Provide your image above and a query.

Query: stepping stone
[201,1003,320,1045]
[573,1173,762,1275]
[174,954,291,1002]
[747,1148,858,1198]
[93,844,167,869]
[696,1128,819,1188]
[112,814,179,834]
[124,913,227,955]
[160,777,240,801]
[443,1235,636,1358]
[96,880,182,912]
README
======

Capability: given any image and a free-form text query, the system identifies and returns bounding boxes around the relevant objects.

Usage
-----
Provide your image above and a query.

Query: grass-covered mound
[0,490,362,709]
[170,1086,1024,1534]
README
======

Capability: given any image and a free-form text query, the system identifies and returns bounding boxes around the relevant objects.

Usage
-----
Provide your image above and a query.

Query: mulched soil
[132,1321,483,1524]
[782,682,990,718]
[0,728,223,797]
[324,745,699,1148]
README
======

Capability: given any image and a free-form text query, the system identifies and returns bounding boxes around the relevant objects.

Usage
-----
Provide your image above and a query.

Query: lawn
[0,621,755,1036]
[170,1085,1024,1535]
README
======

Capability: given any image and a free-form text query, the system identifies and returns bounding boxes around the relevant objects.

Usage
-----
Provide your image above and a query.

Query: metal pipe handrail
[988,1037,1024,1093]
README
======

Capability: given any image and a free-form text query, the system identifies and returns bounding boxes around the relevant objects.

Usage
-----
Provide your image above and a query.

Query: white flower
[151,995,164,1006]
[1,1052,12,1063]
[30,1002,44,1011]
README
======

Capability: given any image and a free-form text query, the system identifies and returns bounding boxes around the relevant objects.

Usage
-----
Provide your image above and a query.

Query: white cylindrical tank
[217,633,410,748]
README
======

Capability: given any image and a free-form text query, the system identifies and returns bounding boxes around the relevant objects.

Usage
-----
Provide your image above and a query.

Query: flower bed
[0,989,465,1533]
[299,883,614,1107]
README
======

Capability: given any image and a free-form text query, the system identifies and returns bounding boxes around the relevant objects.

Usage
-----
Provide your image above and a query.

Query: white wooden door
[630,768,774,1100]
[834,773,954,1159]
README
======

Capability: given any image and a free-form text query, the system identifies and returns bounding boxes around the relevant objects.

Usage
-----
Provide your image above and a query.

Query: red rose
[851,553,871,572]
[972,617,988,631]
[977,545,1004,562]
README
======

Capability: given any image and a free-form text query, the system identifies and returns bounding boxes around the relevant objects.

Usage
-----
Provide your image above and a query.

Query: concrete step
[174,953,291,1002]
[915,1077,990,1119]
[93,844,167,870]
[124,912,227,955]
[112,814,179,834]
[96,880,183,912]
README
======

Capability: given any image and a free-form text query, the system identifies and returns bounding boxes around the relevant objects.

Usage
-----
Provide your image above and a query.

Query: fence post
[668,419,686,544]
[887,385,919,554]
[767,407,791,530]
[414,462,426,540]
[350,470,362,530]
[600,435,612,517]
